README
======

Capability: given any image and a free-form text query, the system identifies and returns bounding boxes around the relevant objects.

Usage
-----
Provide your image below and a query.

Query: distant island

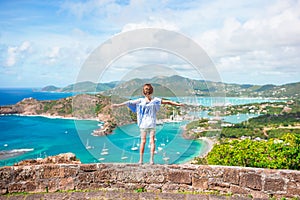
[41,75,300,98]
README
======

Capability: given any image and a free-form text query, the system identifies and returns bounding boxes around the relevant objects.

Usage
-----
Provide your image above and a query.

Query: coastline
[11,113,100,122]
[197,137,215,158]
[178,124,215,164]
[3,113,118,137]
[182,137,215,164]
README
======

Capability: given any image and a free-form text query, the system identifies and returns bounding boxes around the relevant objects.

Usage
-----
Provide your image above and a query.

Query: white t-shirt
[126,97,162,128]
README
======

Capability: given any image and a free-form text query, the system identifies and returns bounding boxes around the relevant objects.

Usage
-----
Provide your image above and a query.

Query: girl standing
[111,83,182,164]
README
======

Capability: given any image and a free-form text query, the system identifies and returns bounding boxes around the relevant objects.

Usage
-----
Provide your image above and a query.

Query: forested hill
[42,75,300,98]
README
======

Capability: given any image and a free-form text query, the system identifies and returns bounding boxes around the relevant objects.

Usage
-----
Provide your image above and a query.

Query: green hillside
[42,75,300,98]
[41,81,116,93]
[191,100,300,170]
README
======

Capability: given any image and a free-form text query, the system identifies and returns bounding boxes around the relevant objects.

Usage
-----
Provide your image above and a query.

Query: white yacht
[131,141,138,151]
[121,150,128,160]
[85,139,93,149]
[100,143,109,155]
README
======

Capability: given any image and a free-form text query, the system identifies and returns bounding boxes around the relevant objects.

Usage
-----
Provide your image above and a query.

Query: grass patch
[134,187,147,193]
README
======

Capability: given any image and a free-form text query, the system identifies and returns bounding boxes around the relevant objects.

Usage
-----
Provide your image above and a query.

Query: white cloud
[6,47,18,66]
[46,46,61,64]
[122,17,179,32]
[218,56,241,71]
[19,41,31,51]
[101,48,206,83]
[60,0,114,19]
[199,10,300,57]
[5,41,31,67]
[193,0,300,84]
[48,46,60,58]
[1,0,300,87]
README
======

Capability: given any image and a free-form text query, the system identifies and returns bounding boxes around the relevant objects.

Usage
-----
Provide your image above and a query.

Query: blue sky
[0,0,300,87]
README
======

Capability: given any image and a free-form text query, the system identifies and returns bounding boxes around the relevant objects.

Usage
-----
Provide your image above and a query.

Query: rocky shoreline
[0,95,120,136]
[1,113,118,137]
[91,120,117,136]
[0,95,175,137]
[13,152,81,166]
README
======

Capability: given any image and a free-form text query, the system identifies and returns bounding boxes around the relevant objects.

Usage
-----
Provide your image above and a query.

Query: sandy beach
[183,136,215,164]
[16,113,100,121]
[197,137,215,158]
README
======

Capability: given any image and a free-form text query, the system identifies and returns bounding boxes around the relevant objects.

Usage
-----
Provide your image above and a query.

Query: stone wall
[1,163,300,199]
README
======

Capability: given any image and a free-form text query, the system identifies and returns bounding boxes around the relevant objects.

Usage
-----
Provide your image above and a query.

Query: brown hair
[142,83,153,95]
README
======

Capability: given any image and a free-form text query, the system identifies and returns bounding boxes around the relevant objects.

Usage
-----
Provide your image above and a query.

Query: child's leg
[139,130,147,164]
[149,129,156,164]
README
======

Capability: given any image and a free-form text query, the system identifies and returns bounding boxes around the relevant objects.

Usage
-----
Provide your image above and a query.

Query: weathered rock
[92,121,116,136]
[223,167,240,185]
[167,170,191,184]
[240,173,262,190]
[14,152,80,166]
[264,178,285,192]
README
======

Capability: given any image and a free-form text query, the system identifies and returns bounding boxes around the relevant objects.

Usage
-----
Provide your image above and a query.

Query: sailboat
[36,152,43,160]
[163,152,170,163]
[157,139,166,151]
[100,151,109,155]
[100,143,109,155]
[163,156,170,162]
[85,139,93,149]
[121,150,128,160]
[131,140,138,151]
[102,143,109,152]
[131,146,138,151]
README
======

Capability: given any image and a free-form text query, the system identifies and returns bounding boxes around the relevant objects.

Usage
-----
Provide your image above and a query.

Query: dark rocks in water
[92,121,116,136]
[0,148,34,160]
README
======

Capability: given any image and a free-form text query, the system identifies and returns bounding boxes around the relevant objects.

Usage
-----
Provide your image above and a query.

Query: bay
[0,115,201,166]
[169,96,283,107]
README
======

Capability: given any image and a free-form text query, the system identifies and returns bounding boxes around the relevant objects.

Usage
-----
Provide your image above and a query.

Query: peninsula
[0,93,175,136]
[0,94,117,135]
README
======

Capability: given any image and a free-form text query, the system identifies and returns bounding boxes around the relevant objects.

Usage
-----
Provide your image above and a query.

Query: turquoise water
[79,122,202,165]
[188,111,260,124]
[0,115,95,166]
[0,88,74,106]
[168,96,283,107]
[0,115,202,166]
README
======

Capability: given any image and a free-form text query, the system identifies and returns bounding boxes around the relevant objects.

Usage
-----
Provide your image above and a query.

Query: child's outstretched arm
[161,99,183,106]
[111,101,127,108]
[111,99,141,108]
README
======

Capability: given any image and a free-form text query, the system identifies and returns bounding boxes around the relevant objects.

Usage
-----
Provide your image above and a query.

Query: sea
[0,88,282,167]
